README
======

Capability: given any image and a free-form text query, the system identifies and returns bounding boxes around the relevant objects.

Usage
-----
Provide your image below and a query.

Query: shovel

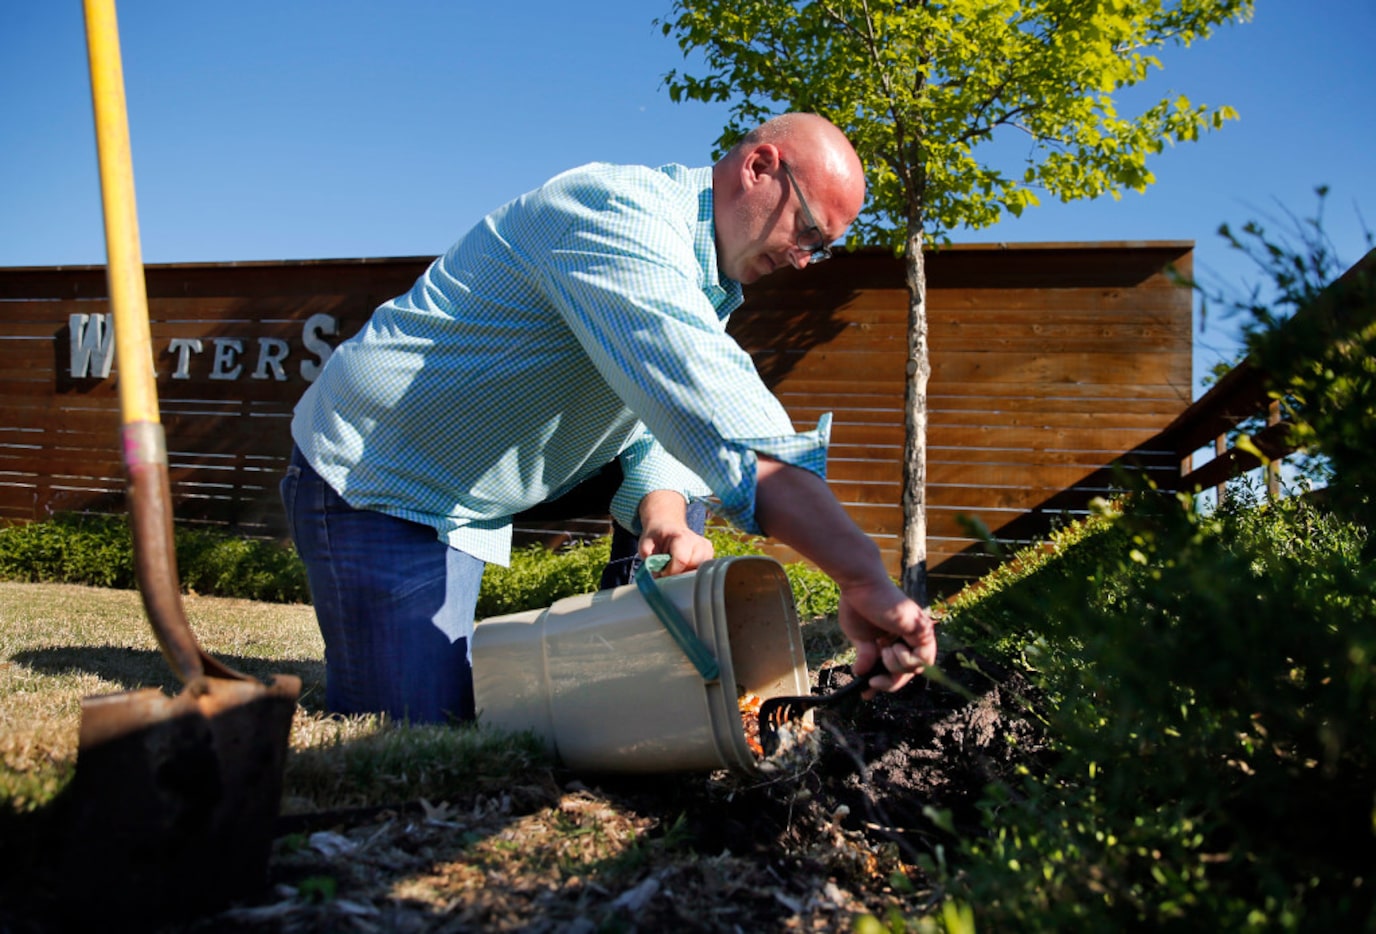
[61,0,301,920]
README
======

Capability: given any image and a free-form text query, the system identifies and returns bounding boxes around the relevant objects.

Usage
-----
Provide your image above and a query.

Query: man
[282,112,936,724]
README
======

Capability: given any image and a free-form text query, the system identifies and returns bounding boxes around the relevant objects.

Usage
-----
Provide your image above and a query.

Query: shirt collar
[663,164,745,321]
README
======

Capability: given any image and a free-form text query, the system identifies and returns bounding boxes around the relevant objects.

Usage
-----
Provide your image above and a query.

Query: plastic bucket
[471,555,810,773]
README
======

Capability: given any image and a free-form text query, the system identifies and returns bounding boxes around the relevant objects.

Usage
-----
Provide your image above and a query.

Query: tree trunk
[900,227,929,606]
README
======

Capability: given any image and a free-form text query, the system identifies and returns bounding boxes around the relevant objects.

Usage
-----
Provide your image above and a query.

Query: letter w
[69,313,114,379]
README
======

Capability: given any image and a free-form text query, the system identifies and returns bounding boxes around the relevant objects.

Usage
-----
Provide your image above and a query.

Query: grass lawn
[0,581,553,817]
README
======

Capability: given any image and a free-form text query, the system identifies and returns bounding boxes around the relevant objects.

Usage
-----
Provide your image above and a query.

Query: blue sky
[2,1,1372,393]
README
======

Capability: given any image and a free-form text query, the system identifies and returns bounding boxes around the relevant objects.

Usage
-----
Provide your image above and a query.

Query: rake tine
[757,659,886,757]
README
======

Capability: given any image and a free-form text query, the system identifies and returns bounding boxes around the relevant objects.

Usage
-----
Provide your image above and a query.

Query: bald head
[713,113,865,284]
[728,114,864,192]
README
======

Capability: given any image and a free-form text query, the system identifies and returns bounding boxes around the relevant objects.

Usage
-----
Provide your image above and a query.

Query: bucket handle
[635,555,720,683]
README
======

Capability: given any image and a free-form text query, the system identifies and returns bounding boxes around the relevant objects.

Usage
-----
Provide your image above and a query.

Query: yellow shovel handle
[82,0,237,687]
[84,0,159,431]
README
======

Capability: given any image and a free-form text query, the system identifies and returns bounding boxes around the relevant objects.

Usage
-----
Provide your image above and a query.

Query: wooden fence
[0,242,1194,597]
[1150,248,1376,503]
[732,244,1193,592]
[0,258,427,534]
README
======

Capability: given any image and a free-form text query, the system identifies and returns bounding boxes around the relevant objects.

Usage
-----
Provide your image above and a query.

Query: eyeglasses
[779,161,834,265]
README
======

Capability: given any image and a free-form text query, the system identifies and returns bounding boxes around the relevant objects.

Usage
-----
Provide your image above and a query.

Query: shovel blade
[64,674,300,921]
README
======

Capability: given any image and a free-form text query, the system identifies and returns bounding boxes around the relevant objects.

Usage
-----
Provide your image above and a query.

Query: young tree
[660,0,1252,603]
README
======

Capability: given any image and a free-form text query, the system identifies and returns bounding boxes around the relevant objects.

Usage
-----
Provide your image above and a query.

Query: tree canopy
[661,0,1253,249]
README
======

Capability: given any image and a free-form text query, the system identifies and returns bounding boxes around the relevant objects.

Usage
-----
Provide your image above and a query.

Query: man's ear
[740,144,780,191]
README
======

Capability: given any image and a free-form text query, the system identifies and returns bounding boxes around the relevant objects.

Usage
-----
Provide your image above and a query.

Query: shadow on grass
[11,645,327,712]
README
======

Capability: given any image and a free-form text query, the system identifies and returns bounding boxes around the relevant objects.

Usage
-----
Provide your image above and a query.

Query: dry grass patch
[0,582,552,818]
[0,582,320,803]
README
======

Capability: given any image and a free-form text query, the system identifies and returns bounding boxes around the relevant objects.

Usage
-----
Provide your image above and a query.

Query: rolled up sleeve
[609,413,832,534]
[608,432,710,533]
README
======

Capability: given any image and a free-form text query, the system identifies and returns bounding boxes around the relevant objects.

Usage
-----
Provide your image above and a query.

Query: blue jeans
[281,447,481,723]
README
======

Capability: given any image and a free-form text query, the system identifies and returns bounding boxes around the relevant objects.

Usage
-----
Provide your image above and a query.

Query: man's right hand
[835,576,937,696]
[636,489,714,577]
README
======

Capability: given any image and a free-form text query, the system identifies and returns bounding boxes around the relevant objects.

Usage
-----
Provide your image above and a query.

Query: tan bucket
[471,555,810,773]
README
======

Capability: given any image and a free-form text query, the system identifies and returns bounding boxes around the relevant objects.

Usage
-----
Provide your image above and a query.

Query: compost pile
[142,646,1041,933]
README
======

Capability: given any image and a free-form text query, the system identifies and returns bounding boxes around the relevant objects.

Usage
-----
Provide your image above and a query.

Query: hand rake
[758,659,886,757]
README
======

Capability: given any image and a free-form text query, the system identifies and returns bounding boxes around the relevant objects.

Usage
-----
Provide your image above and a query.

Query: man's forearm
[755,456,937,684]
[753,456,887,589]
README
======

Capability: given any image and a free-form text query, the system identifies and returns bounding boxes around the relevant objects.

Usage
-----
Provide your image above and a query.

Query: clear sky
[2,1,1372,394]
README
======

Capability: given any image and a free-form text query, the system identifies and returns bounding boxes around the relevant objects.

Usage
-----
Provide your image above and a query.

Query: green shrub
[174,526,311,603]
[476,538,613,617]
[0,514,135,589]
[0,514,309,603]
[943,493,1374,930]
[0,515,839,624]
[934,200,1376,930]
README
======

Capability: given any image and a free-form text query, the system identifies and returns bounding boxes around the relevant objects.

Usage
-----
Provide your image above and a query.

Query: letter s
[300,313,338,382]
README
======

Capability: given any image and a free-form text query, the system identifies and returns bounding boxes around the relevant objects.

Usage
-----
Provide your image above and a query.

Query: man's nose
[786,246,811,270]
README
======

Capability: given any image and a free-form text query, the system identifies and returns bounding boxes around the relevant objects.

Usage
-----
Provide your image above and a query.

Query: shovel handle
[84,0,247,687]
[84,0,157,427]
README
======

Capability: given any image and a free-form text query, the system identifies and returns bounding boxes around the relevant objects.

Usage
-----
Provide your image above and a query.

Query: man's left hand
[639,522,714,576]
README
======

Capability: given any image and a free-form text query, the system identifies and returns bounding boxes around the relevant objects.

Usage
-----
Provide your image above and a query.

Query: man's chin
[744,256,780,284]
[724,264,761,285]
[722,254,778,285]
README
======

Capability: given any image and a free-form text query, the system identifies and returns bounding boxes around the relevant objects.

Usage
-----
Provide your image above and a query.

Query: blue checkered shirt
[291,162,831,565]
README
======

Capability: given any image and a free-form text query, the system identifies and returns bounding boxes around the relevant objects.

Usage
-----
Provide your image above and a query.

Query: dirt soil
[6,647,1043,933]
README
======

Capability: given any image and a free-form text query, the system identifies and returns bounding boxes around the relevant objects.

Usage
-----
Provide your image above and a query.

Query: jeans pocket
[280,464,302,543]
